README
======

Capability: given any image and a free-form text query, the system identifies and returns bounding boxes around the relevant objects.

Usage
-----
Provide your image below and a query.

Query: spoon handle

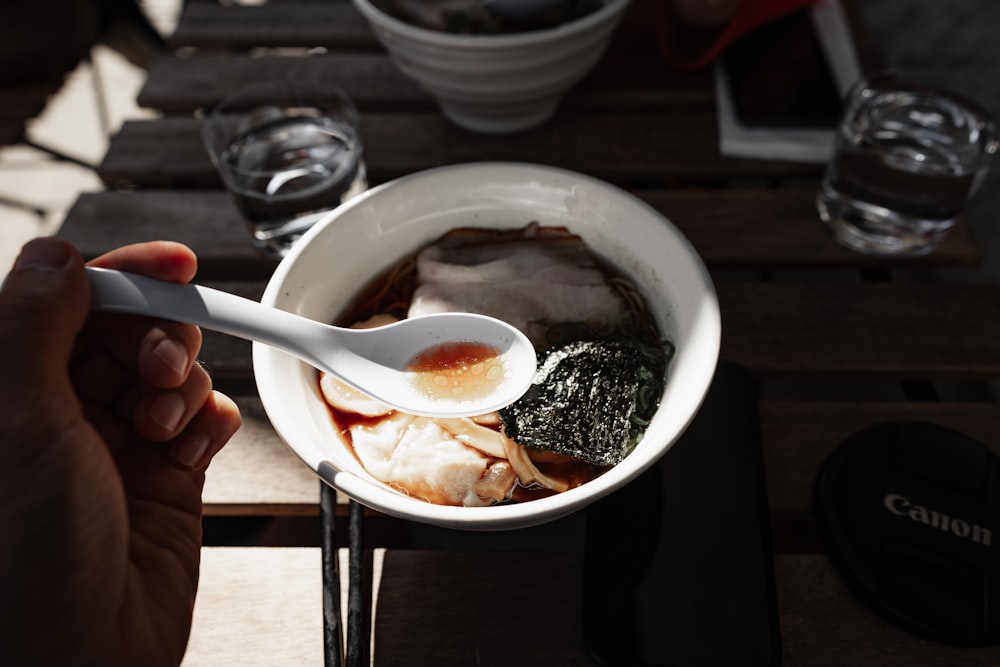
[85,267,329,365]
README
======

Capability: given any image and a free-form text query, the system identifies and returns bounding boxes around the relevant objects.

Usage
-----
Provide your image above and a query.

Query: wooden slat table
[56,1,1000,664]
[186,547,1000,667]
[97,112,824,187]
[59,189,981,271]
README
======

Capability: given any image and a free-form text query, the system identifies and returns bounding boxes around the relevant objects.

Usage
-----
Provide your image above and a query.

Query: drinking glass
[202,81,367,258]
[816,70,998,256]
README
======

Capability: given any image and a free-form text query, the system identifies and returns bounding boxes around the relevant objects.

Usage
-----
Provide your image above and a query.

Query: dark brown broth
[407,342,506,401]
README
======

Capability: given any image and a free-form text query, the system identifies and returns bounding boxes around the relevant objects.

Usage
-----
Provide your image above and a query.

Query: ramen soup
[319,223,672,506]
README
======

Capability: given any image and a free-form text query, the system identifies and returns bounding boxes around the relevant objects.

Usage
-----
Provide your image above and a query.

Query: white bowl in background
[481,0,569,19]
[350,0,631,134]
[254,162,720,530]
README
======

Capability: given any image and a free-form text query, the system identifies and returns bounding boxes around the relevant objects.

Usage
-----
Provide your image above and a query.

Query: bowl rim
[254,161,720,530]
[350,0,632,49]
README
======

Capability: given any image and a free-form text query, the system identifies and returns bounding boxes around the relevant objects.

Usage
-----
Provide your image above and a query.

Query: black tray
[583,362,781,666]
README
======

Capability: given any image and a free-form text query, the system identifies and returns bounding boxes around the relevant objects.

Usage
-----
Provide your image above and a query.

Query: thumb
[0,239,89,409]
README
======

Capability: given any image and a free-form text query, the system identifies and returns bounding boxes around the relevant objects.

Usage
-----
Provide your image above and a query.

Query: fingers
[88,240,198,284]
[138,327,200,388]
[132,352,243,471]
[87,241,203,390]
[170,391,242,472]
[87,241,243,468]
[134,360,214,442]
[83,240,241,453]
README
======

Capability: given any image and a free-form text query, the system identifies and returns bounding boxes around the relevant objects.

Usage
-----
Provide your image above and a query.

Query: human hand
[0,238,242,667]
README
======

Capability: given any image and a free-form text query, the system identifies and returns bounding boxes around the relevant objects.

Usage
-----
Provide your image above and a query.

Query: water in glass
[221,114,367,257]
[817,83,996,256]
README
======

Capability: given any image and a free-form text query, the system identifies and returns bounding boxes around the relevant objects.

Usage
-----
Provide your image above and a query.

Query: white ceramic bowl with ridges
[351,0,631,134]
[254,162,720,530]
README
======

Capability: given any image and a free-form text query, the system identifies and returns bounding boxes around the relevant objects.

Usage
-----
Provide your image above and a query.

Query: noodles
[345,256,417,322]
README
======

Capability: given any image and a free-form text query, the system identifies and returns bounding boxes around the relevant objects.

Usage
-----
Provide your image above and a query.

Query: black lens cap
[815,421,1000,646]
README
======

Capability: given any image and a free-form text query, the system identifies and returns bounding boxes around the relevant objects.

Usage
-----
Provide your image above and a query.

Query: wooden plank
[138,53,430,113]
[199,329,254,385]
[168,1,378,51]
[58,190,279,280]
[203,396,320,516]
[182,547,324,667]
[761,401,1000,517]
[98,117,215,187]
[774,554,1000,666]
[653,188,980,268]
[371,550,1000,666]
[97,115,821,188]
[719,282,1000,377]
[374,550,591,664]
[58,189,982,271]
[137,50,710,114]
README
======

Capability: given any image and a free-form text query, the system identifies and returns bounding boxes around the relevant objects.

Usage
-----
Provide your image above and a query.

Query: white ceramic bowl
[254,162,720,530]
[350,0,631,134]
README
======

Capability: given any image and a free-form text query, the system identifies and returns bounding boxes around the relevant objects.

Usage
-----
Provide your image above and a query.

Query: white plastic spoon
[86,267,537,418]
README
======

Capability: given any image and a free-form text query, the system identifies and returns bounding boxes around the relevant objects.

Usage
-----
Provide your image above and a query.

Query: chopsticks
[346,499,368,666]
[320,483,343,667]
[320,483,370,667]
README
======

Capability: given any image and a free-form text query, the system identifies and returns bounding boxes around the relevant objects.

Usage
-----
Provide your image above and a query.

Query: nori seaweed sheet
[498,336,669,466]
